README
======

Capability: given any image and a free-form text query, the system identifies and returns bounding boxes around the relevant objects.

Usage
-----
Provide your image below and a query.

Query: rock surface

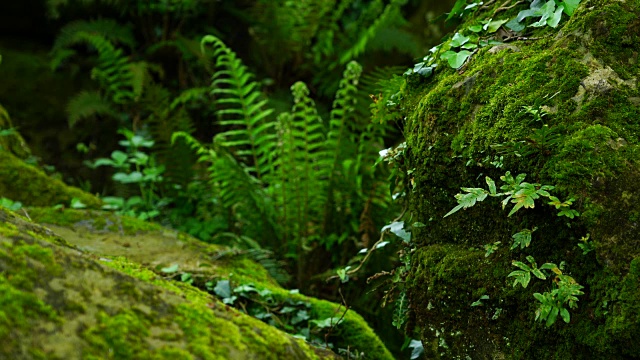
[400,0,640,358]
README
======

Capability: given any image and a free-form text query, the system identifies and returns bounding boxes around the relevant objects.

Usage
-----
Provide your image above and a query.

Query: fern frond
[170,87,210,109]
[201,35,276,180]
[339,0,409,64]
[173,131,280,247]
[66,90,118,127]
[52,19,136,56]
[143,85,196,186]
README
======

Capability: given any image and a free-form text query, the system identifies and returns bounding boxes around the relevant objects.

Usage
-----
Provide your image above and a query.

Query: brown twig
[324,288,350,349]
[492,0,526,17]
[479,0,499,10]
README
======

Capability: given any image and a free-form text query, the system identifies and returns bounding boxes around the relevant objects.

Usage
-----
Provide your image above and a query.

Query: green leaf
[547,6,564,28]
[468,25,483,32]
[505,18,525,32]
[484,19,509,33]
[450,33,470,48]
[512,261,531,271]
[446,0,468,21]
[546,306,559,327]
[441,50,473,69]
[511,228,536,249]
[161,264,179,273]
[560,308,571,323]
[382,221,411,243]
[486,177,497,195]
[561,0,581,15]
[531,268,547,280]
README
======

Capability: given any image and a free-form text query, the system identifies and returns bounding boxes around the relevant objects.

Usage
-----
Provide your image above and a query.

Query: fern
[66,90,118,127]
[202,35,276,180]
[173,132,279,246]
[339,0,409,65]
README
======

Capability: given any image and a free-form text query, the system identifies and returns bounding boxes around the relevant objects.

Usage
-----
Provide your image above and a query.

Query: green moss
[23,207,392,358]
[0,150,101,208]
[28,207,165,235]
[399,0,640,358]
[0,207,331,359]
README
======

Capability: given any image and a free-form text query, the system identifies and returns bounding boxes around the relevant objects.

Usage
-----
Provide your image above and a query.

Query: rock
[0,205,392,359]
[0,149,101,208]
[399,0,640,358]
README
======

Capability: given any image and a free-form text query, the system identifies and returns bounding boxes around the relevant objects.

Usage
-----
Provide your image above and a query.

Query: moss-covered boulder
[1,207,343,359]
[399,0,640,358]
[25,207,393,360]
[0,149,101,208]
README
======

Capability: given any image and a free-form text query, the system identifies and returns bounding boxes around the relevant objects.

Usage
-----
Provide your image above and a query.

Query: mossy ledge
[399,0,640,358]
[17,207,393,359]
[0,206,344,359]
[0,149,101,208]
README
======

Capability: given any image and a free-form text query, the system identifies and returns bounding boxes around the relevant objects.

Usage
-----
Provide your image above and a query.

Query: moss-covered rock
[0,207,346,359]
[0,150,101,208]
[399,0,640,358]
[20,207,393,360]
[0,105,31,159]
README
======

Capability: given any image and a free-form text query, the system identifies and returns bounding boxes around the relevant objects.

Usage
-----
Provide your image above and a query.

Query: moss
[0,150,101,208]
[28,207,165,235]
[0,105,31,159]
[0,207,332,359]
[399,0,640,358]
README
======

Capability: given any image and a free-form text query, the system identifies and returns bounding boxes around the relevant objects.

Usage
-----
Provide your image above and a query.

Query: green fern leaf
[66,91,118,127]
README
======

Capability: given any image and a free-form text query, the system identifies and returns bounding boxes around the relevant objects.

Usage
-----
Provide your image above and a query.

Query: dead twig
[492,0,526,17]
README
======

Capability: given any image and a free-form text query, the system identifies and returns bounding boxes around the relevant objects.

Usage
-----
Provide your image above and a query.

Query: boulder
[399,0,640,358]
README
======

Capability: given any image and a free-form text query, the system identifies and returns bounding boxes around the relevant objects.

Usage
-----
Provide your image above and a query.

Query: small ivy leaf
[484,19,509,33]
[291,310,310,325]
[561,0,581,15]
[471,295,490,306]
[111,150,128,165]
[412,222,427,228]
[547,6,564,27]
[382,221,411,242]
[468,24,483,32]
[462,42,478,50]
[213,280,232,298]
[409,339,424,360]
[450,33,470,48]
[530,1,556,27]
[70,197,87,209]
[441,50,473,69]
[161,264,179,273]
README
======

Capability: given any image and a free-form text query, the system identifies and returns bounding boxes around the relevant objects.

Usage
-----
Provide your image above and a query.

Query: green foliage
[174,35,392,281]
[483,241,501,257]
[0,197,22,211]
[445,170,585,326]
[533,273,584,326]
[90,129,166,220]
[506,0,582,32]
